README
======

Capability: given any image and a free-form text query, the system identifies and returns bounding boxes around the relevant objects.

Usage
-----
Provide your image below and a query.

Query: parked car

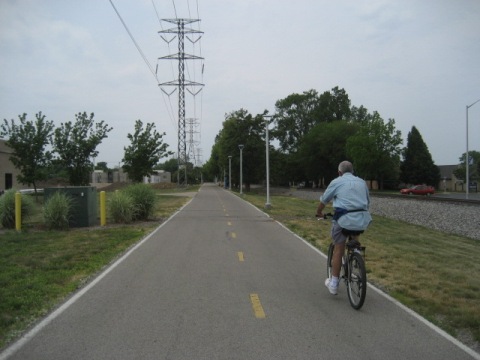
[400,185,435,196]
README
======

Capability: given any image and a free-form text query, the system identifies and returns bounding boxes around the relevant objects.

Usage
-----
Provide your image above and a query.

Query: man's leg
[325,223,347,295]
[332,242,346,278]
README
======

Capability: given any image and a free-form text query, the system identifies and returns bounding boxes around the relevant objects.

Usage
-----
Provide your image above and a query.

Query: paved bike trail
[1,183,477,359]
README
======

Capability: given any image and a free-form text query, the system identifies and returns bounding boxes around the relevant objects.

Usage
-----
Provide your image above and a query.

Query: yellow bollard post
[15,192,21,231]
[100,191,106,226]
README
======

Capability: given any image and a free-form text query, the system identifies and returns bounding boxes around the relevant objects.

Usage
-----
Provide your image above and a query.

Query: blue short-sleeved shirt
[320,172,372,231]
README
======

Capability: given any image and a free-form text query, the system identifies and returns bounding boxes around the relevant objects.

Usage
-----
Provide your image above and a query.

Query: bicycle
[322,213,367,310]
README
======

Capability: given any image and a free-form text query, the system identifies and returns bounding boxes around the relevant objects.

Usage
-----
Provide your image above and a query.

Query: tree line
[1,112,172,193]
[2,87,478,192]
[202,87,477,190]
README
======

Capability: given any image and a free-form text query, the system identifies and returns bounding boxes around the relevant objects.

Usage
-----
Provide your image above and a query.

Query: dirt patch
[99,182,130,192]
[100,182,178,192]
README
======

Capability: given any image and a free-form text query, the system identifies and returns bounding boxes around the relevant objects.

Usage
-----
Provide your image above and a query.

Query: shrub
[0,189,34,229]
[124,183,157,221]
[108,191,135,224]
[43,191,72,230]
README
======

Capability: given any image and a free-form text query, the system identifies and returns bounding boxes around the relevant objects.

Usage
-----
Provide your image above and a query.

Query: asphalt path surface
[1,183,477,359]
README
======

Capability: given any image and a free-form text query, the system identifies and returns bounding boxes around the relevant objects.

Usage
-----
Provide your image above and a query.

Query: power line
[171,0,178,18]
[109,0,156,77]
[150,0,179,132]
[109,0,177,132]
[151,0,163,28]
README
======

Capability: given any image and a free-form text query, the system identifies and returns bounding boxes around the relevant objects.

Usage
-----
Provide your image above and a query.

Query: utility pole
[158,18,204,186]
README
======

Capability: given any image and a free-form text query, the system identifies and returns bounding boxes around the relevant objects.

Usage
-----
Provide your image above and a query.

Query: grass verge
[0,187,478,352]
[0,191,192,349]
[241,192,480,351]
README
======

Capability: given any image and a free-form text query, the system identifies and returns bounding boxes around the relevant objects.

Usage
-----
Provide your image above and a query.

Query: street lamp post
[263,115,272,209]
[239,145,244,195]
[228,155,232,190]
[466,98,480,199]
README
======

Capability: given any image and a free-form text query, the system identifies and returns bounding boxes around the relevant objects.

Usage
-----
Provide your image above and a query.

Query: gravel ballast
[290,190,480,241]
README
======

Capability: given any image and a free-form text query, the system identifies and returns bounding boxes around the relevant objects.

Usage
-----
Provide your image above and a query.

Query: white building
[144,170,171,184]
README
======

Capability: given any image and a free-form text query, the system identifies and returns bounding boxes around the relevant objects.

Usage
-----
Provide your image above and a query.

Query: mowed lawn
[0,188,478,353]
[0,191,192,349]
[242,192,479,351]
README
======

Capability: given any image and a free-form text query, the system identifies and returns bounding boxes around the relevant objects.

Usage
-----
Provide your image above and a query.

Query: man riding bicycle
[316,161,372,295]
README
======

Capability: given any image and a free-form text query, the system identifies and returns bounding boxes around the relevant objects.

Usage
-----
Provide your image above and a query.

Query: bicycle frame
[323,213,367,310]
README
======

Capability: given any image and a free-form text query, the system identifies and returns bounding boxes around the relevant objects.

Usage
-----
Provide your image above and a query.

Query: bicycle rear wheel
[327,243,334,279]
[347,252,367,310]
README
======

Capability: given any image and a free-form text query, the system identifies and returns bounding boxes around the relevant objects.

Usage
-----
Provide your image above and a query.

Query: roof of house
[438,164,459,179]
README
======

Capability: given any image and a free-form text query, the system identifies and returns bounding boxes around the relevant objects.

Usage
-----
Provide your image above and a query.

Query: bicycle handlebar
[317,212,334,220]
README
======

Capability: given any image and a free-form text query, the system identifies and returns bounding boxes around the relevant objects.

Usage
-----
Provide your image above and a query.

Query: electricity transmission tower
[186,117,200,166]
[158,18,204,186]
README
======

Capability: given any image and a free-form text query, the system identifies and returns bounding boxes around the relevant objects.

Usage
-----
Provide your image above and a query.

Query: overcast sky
[1,0,479,168]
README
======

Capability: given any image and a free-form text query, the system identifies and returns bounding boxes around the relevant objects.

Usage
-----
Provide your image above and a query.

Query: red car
[400,185,435,196]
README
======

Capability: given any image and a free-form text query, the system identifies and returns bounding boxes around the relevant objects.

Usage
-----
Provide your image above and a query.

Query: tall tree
[214,109,265,190]
[122,120,173,183]
[267,149,290,186]
[53,112,112,186]
[346,112,402,189]
[201,142,221,182]
[272,89,321,154]
[317,86,351,123]
[0,112,54,194]
[453,150,480,183]
[298,121,359,186]
[350,105,370,123]
[400,126,440,186]
[272,87,351,154]
[157,158,179,174]
[95,161,109,172]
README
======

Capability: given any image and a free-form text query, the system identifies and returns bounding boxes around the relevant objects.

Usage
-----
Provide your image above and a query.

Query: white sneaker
[325,278,338,295]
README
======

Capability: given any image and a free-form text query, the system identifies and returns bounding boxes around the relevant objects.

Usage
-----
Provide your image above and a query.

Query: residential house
[438,164,462,192]
[0,139,22,191]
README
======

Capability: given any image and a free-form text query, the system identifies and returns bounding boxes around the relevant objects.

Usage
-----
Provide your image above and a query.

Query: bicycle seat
[341,228,364,237]
[346,238,362,248]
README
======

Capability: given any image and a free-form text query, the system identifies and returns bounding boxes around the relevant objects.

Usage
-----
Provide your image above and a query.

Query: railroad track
[290,188,480,206]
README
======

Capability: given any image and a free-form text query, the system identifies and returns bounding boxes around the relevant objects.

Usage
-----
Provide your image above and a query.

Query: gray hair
[338,160,353,174]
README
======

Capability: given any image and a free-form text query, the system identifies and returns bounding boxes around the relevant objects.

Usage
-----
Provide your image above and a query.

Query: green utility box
[44,186,98,227]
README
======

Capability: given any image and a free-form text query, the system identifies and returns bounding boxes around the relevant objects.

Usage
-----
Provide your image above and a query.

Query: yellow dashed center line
[238,252,244,262]
[250,294,266,319]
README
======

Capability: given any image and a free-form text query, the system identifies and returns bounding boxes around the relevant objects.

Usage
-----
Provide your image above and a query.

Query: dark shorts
[331,221,347,245]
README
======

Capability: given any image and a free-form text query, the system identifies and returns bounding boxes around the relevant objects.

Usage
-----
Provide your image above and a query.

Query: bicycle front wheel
[327,243,334,279]
[347,252,367,310]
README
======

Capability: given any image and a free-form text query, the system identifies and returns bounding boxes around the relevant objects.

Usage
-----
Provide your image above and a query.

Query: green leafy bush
[43,191,72,230]
[108,191,135,224]
[124,183,157,221]
[0,189,34,228]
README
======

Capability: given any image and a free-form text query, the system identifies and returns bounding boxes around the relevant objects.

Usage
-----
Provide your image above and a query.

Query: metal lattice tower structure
[195,147,203,166]
[158,18,204,185]
[186,117,200,166]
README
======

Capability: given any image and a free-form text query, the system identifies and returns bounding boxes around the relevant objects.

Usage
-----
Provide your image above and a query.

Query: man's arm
[316,201,326,218]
